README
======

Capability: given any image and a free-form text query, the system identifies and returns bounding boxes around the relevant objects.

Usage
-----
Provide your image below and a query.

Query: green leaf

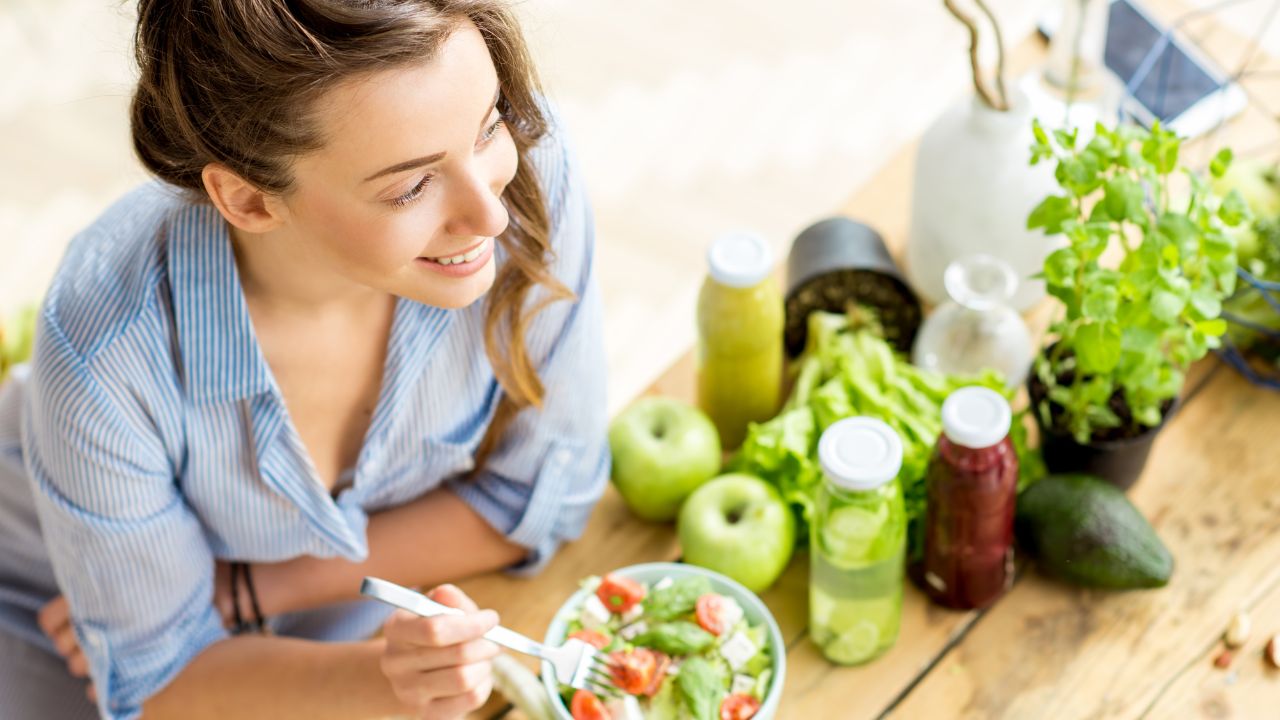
[677,657,727,720]
[1142,124,1181,174]
[1219,189,1250,227]
[1104,176,1146,225]
[646,577,714,621]
[1053,128,1079,151]
[1076,322,1122,374]
[1027,196,1076,234]
[1195,318,1228,336]
[1082,283,1119,320]
[1189,288,1222,320]
[1043,248,1080,287]
[1032,119,1050,147]
[1210,147,1233,178]
[1150,289,1187,322]
[1056,154,1104,197]
[633,622,716,656]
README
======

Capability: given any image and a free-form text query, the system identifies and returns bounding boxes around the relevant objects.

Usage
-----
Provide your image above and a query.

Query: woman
[0,1,609,718]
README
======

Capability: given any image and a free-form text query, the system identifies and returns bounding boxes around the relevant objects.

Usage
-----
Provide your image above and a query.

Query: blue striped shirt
[0,121,609,719]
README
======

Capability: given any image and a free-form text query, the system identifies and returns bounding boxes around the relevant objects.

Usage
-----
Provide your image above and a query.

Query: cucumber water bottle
[810,417,906,665]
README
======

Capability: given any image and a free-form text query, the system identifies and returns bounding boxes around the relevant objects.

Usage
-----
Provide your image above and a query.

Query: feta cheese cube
[581,595,612,630]
[620,603,644,625]
[667,659,682,677]
[731,673,757,696]
[719,631,758,672]
[718,595,745,630]
[619,620,649,641]
[604,695,644,720]
[654,577,675,591]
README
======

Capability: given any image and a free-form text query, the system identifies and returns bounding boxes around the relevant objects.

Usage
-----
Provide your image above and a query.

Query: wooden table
[461,6,1280,718]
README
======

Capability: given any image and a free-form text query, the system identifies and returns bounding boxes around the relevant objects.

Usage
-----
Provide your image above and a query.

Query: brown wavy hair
[130,0,572,470]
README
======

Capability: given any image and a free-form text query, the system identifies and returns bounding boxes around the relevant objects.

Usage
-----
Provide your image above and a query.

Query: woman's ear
[201,164,287,233]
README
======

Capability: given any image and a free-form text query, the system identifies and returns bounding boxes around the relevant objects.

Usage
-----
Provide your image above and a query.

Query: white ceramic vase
[906,90,1060,311]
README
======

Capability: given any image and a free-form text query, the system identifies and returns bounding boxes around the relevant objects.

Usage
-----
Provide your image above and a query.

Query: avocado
[1015,474,1173,589]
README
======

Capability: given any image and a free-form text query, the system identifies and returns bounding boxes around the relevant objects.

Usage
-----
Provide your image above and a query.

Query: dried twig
[943,0,1000,111]
[973,0,1009,110]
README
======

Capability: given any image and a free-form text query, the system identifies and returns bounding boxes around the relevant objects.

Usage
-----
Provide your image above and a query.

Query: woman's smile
[415,236,494,277]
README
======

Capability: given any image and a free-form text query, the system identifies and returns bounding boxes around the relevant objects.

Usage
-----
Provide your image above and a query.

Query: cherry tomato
[608,648,659,696]
[641,650,671,697]
[570,689,611,720]
[596,573,646,614]
[569,629,611,650]
[696,593,736,636]
[720,693,762,720]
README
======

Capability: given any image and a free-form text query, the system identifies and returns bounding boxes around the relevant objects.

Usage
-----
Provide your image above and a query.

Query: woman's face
[278,21,517,310]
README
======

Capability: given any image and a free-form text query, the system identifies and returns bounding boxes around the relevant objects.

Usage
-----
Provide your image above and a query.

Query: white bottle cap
[941,386,1012,449]
[707,232,772,288]
[818,417,904,491]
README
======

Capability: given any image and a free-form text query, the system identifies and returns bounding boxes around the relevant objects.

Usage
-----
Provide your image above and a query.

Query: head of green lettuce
[727,310,1045,559]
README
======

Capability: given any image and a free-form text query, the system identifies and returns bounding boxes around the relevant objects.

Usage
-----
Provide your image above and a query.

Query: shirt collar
[167,202,273,404]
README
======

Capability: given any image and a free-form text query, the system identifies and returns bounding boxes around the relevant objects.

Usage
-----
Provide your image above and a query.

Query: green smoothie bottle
[696,232,784,449]
[810,417,907,665]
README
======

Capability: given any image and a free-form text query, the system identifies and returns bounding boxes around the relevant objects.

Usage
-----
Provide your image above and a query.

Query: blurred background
[1,0,1277,410]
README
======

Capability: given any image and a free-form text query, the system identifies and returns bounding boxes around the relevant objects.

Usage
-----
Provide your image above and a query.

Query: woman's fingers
[386,608,498,649]
[426,584,479,613]
[419,674,494,719]
[66,647,90,678]
[412,659,493,700]
[381,636,499,676]
[36,596,69,640]
[51,621,80,660]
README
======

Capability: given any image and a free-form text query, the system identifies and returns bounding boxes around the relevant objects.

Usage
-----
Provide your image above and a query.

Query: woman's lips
[415,237,494,278]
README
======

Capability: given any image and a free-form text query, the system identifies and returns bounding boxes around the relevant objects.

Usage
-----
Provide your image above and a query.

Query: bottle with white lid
[917,386,1019,610]
[809,417,907,666]
[696,231,783,449]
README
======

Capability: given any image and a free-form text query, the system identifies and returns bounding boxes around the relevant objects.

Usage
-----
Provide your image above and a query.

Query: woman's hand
[37,595,96,702]
[379,584,501,719]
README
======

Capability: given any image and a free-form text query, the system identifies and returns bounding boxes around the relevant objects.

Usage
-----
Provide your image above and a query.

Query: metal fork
[360,577,620,698]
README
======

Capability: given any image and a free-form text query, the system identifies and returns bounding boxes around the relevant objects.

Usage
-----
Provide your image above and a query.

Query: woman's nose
[443,165,509,240]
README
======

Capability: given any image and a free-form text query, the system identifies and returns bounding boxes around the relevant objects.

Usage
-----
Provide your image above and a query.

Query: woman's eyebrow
[361,85,502,184]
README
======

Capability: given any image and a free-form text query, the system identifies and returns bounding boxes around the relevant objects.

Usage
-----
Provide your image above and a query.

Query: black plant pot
[784,217,923,357]
[1027,370,1176,492]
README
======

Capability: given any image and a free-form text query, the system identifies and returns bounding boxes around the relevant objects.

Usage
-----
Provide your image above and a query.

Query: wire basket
[1219,266,1280,389]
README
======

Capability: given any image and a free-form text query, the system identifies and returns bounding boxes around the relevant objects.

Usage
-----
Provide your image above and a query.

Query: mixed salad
[557,573,774,720]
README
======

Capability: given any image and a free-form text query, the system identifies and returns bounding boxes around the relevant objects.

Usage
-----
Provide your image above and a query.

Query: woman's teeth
[428,238,488,266]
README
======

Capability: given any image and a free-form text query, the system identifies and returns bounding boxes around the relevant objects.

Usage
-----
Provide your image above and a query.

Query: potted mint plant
[1026,121,1244,489]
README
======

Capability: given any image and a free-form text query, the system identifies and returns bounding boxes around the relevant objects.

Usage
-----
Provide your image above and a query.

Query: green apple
[678,473,796,593]
[608,396,721,521]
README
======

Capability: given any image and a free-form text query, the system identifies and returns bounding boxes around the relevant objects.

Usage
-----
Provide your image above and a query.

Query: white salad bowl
[541,562,786,719]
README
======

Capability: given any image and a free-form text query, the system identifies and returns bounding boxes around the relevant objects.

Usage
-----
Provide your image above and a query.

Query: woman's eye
[391,175,432,208]
[480,117,505,145]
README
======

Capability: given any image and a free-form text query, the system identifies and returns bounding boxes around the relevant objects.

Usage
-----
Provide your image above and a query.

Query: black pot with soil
[785,217,923,356]
[1027,355,1177,492]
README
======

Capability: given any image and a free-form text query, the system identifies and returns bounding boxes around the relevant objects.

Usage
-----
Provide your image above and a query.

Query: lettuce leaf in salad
[647,680,693,720]
[676,656,726,720]
[645,576,713,621]
[633,621,715,656]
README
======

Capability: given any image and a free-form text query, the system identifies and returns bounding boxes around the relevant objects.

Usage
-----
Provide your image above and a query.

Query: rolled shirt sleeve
[22,314,227,720]
[449,117,610,574]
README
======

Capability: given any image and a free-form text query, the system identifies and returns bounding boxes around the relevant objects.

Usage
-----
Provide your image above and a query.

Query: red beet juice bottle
[918,386,1018,610]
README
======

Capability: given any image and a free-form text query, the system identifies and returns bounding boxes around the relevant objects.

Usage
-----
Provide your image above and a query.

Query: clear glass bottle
[917,387,1019,610]
[696,232,784,449]
[810,417,906,665]
[911,254,1034,389]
